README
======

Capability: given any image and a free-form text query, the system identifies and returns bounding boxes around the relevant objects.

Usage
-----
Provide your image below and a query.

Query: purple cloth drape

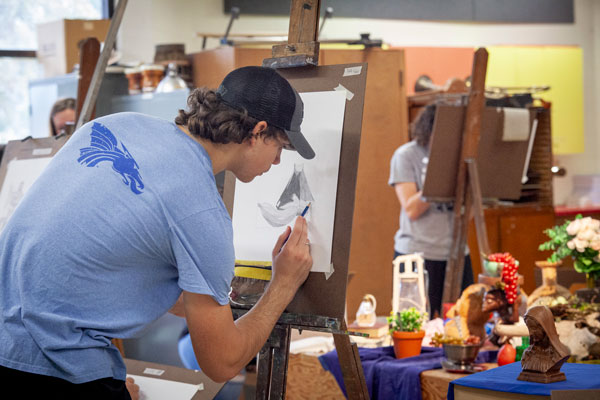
[319,346,497,400]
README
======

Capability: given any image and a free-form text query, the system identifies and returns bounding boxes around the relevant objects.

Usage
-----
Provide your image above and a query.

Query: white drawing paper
[233,90,347,273]
[0,157,52,232]
[127,375,202,400]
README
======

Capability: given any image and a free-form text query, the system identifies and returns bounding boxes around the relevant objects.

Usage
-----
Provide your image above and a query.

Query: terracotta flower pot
[392,330,425,359]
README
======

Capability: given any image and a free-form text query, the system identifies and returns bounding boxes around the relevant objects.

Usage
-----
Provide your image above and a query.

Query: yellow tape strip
[235,260,272,268]
[234,266,272,281]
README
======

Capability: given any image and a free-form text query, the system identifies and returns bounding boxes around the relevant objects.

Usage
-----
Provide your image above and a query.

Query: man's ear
[251,121,268,137]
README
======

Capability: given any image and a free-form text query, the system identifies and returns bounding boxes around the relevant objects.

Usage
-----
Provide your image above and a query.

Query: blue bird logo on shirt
[78,122,144,195]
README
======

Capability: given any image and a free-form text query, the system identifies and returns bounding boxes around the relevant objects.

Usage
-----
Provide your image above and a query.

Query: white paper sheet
[127,374,202,400]
[232,91,347,273]
[502,107,530,141]
[0,157,52,232]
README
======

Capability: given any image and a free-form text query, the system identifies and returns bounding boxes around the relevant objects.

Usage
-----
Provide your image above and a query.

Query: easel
[441,49,491,305]
[76,0,128,129]
[229,1,369,399]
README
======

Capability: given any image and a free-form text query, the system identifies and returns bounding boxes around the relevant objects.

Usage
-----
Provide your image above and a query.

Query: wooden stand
[442,48,491,305]
[75,0,128,129]
[232,308,368,399]
[262,0,320,69]
[74,37,100,127]
[229,1,369,399]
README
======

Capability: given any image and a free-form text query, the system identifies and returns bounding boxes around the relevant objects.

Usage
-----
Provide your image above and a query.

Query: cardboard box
[36,19,110,77]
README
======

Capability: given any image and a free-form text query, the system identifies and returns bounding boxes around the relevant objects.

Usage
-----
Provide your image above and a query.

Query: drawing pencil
[300,202,311,217]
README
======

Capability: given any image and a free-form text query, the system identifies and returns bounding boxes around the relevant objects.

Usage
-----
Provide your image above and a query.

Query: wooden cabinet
[468,205,556,295]
[189,47,408,318]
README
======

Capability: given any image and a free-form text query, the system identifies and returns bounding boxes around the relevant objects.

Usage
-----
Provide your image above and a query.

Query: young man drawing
[0,66,314,399]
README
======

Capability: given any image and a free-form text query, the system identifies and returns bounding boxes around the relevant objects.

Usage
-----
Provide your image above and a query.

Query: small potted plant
[387,307,428,359]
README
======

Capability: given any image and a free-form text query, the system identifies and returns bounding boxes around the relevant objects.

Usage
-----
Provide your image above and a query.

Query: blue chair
[178,332,201,370]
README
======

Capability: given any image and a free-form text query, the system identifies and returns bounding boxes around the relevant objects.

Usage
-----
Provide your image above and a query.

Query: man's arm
[394,181,430,221]
[183,216,312,382]
[169,294,185,318]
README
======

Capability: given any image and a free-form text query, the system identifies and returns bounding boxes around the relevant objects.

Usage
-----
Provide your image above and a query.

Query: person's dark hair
[410,103,437,147]
[175,88,285,144]
[49,97,76,136]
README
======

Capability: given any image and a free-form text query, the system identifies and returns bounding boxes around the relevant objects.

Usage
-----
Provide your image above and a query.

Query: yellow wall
[487,46,584,154]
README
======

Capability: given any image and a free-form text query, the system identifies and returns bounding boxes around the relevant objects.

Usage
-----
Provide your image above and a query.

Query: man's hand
[270,216,313,299]
[182,215,313,383]
[126,377,140,400]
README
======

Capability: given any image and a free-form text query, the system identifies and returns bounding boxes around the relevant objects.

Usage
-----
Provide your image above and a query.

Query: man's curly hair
[175,88,284,144]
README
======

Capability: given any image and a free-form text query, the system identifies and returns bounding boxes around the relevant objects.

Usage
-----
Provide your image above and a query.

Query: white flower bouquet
[539,215,600,287]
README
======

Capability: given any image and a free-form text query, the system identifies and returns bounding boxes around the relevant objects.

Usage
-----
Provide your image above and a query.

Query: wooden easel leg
[256,324,291,400]
[445,199,469,304]
[76,0,128,129]
[466,159,491,263]
[75,38,100,125]
[332,332,369,399]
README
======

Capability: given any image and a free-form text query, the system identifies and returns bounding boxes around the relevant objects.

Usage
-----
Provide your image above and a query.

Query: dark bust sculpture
[518,306,570,383]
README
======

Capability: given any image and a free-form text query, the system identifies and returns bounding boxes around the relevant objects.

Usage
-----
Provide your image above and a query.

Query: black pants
[0,365,131,400]
[394,252,474,319]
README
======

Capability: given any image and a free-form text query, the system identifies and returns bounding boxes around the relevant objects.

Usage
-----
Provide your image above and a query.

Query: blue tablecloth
[448,362,600,400]
[318,346,497,400]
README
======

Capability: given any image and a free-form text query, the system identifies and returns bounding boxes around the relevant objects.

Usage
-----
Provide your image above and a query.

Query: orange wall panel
[398,47,474,94]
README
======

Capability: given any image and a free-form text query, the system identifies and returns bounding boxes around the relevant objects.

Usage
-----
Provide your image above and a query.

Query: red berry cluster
[487,252,519,304]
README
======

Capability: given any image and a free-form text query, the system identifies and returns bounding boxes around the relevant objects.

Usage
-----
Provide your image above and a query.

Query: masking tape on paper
[334,84,354,101]
[343,66,362,76]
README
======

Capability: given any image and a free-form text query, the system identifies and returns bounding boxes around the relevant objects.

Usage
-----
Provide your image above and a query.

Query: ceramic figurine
[483,287,521,324]
[445,283,490,343]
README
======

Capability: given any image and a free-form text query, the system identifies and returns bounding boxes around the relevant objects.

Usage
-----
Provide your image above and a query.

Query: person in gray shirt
[388,103,473,318]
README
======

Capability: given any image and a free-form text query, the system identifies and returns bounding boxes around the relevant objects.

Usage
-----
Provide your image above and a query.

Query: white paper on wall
[232,91,347,273]
[0,157,52,232]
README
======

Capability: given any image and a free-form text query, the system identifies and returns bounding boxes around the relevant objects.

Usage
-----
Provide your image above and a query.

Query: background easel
[441,48,490,305]
[420,48,536,310]
[76,0,128,130]
[226,1,369,398]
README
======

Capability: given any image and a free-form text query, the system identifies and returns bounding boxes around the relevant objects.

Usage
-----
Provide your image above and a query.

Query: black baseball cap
[216,66,315,159]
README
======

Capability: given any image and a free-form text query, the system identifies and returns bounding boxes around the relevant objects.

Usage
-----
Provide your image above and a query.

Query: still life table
[319,346,497,400]
[448,361,600,400]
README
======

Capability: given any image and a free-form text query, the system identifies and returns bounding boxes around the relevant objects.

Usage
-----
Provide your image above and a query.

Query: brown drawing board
[0,135,70,196]
[223,63,367,320]
[422,105,533,201]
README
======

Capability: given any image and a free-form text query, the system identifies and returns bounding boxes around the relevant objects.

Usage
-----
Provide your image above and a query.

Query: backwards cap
[216,66,315,159]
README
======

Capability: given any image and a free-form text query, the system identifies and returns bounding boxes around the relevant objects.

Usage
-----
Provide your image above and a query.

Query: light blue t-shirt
[0,112,235,383]
[388,141,455,260]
